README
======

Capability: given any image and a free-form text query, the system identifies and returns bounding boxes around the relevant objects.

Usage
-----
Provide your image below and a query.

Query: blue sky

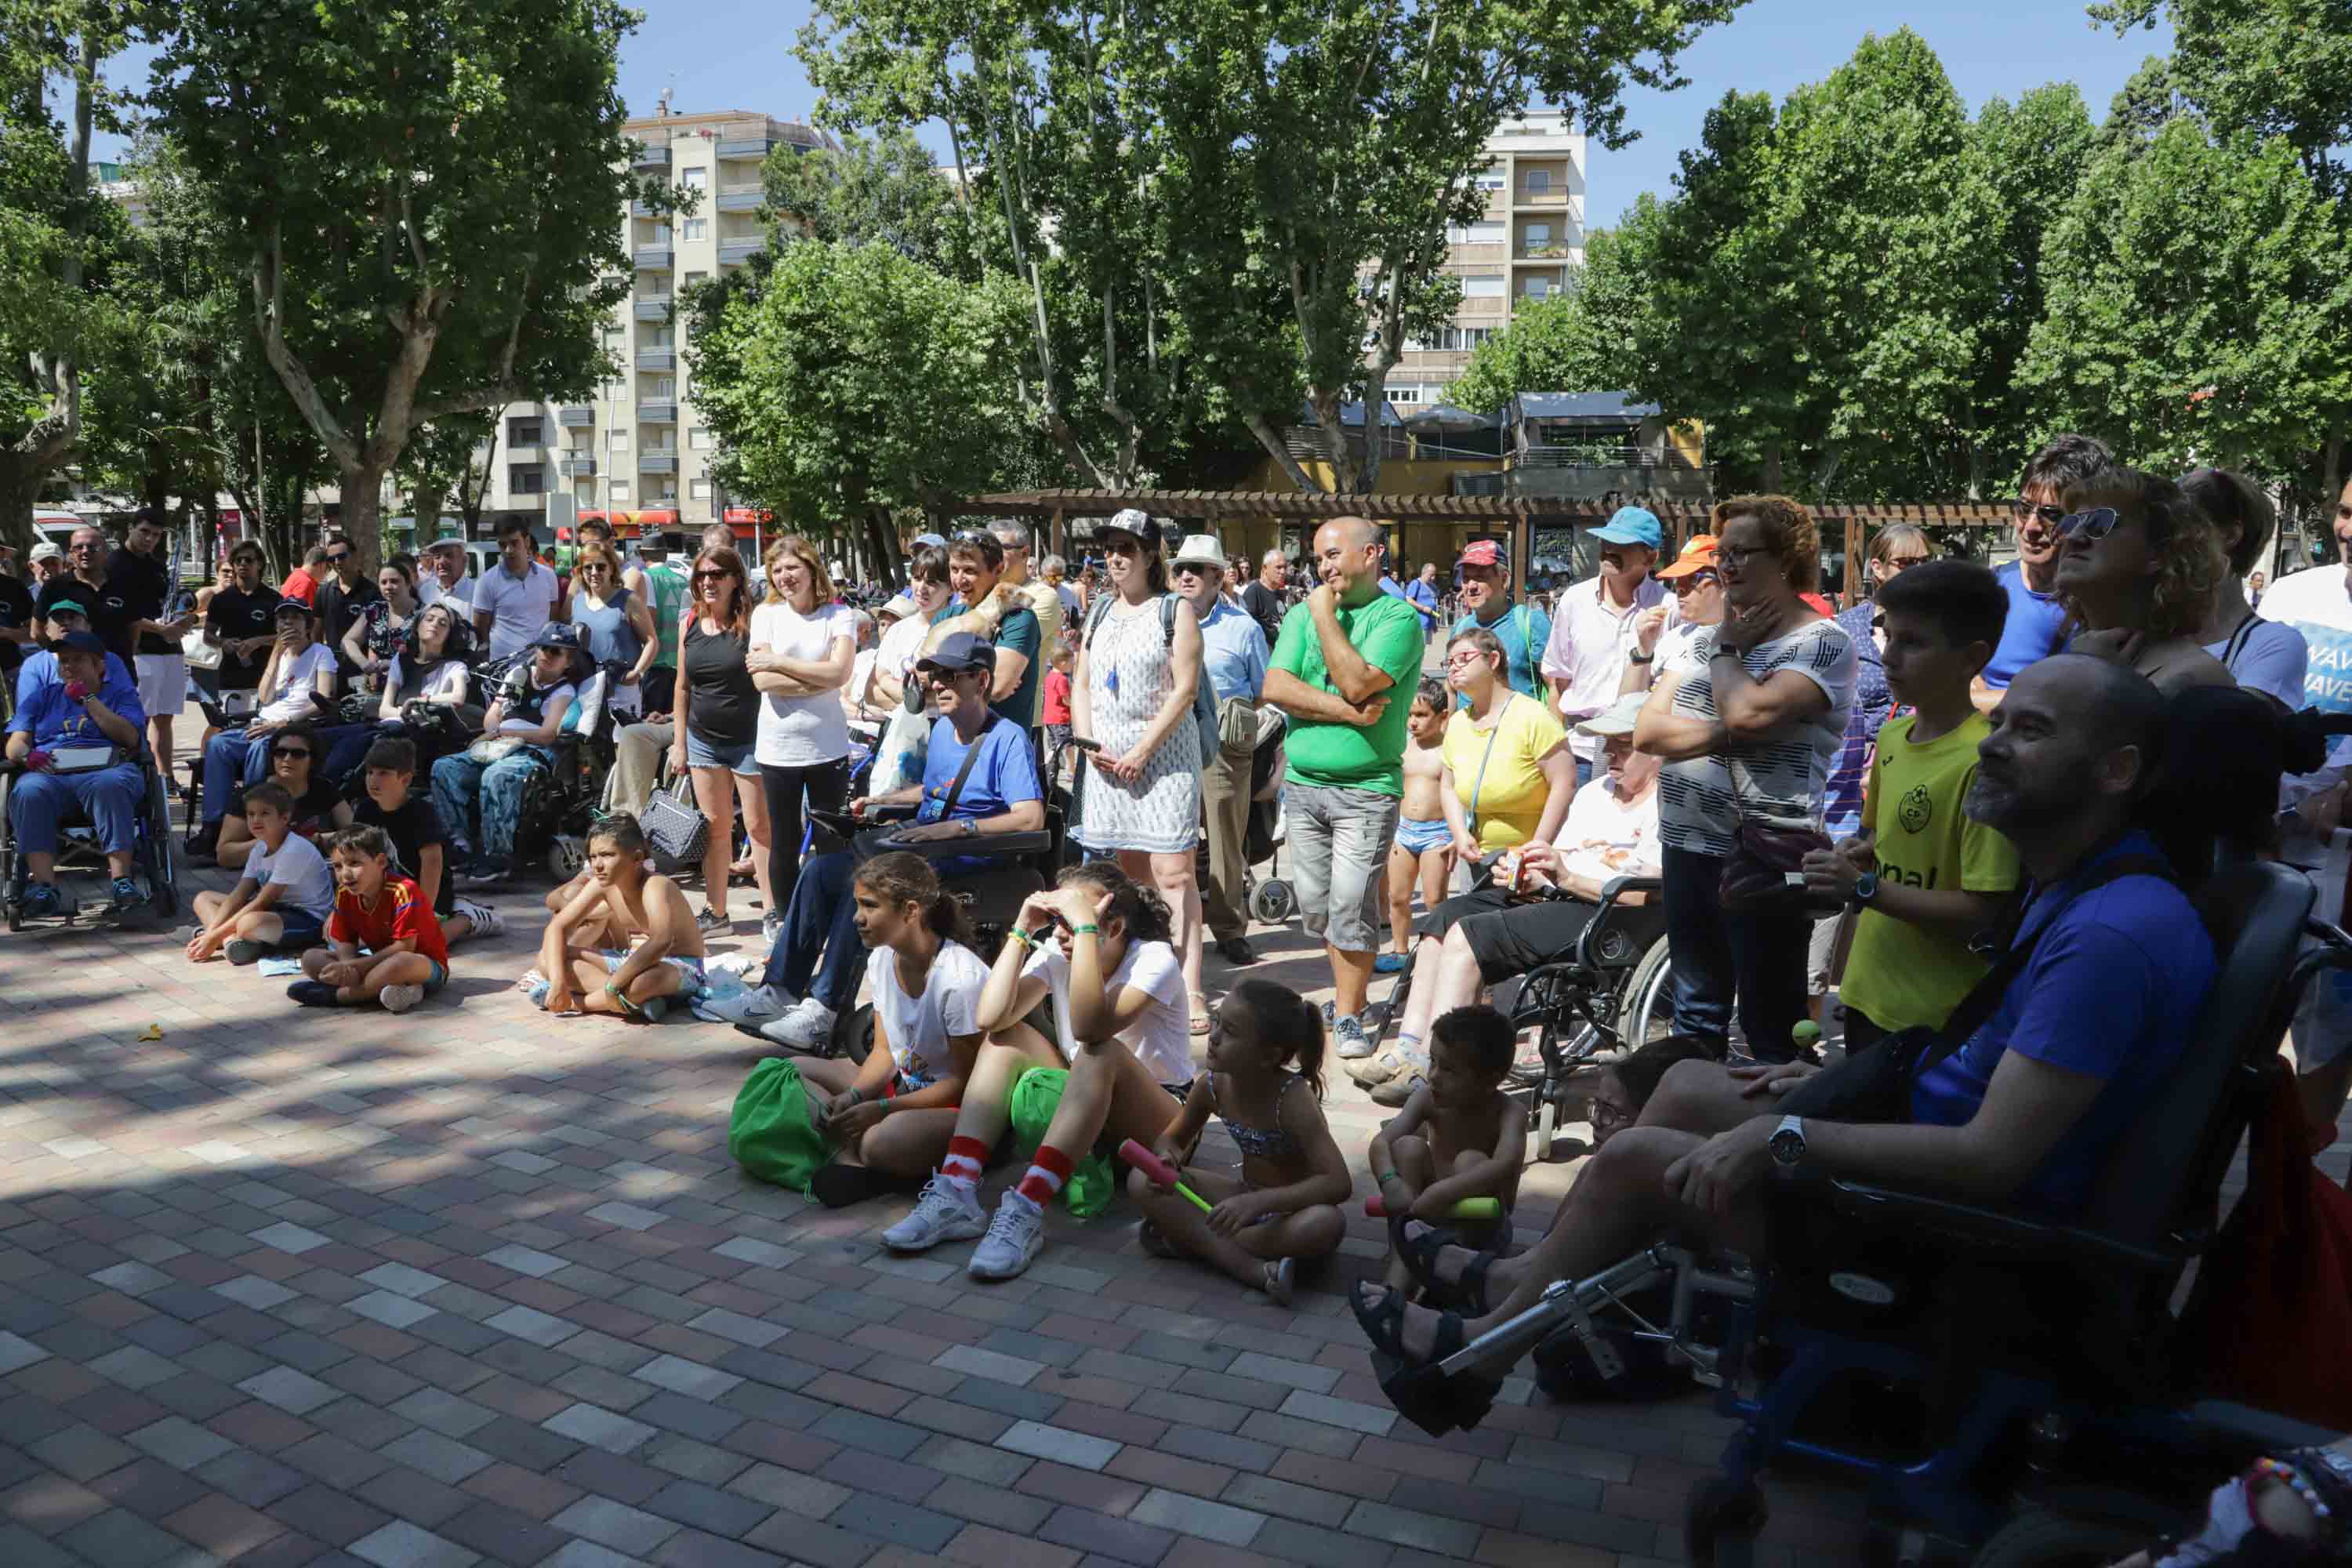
[96,0,2173,228]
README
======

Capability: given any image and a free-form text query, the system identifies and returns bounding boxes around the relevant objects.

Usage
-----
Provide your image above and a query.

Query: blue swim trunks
[1396,816,1450,855]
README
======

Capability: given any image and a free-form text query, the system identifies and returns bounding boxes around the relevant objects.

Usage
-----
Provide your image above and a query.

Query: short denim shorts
[685,731,758,779]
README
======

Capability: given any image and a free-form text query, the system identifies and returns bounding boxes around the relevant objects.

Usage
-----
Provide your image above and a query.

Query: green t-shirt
[642,561,689,668]
[1272,589,1428,796]
[993,603,1042,730]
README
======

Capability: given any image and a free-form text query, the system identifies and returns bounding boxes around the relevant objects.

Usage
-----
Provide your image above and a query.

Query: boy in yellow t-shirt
[1802,560,2022,1052]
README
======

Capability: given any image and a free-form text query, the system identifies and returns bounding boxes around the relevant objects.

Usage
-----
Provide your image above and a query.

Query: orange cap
[1654,534,1719,579]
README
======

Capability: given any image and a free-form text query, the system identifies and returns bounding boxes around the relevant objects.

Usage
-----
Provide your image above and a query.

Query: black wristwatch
[1626,651,1654,665]
[1769,1115,1807,1168]
[1849,871,1878,911]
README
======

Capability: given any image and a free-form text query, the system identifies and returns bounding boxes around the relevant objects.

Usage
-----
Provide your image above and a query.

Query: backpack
[1083,592,1219,769]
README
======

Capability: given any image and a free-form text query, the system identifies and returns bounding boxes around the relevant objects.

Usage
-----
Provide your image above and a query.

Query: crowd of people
[6,451,2350,1349]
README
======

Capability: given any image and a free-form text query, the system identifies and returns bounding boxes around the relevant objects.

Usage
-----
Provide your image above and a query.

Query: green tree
[147,0,646,562]
[761,126,970,278]
[1450,226,1648,415]
[688,238,1027,549]
[2021,118,2352,477]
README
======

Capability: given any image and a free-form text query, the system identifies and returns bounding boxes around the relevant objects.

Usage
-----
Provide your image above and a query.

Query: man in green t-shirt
[636,538,689,715]
[1263,515,1428,1055]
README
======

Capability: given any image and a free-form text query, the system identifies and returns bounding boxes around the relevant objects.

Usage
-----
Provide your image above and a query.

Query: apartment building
[477,108,829,542]
[1381,111,1588,409]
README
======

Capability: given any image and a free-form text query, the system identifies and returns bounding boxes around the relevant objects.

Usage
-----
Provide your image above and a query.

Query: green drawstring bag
[729,1058,830,1192]
[1007,1066,1116,1219]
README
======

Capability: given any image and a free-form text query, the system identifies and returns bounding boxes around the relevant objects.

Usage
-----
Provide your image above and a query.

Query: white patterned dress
[1075,595,1202,854]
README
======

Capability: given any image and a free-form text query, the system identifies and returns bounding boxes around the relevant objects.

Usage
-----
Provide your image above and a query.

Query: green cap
[45,598,86,618]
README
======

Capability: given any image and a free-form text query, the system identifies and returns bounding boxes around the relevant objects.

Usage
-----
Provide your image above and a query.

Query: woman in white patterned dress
[1073,512,1209,1031]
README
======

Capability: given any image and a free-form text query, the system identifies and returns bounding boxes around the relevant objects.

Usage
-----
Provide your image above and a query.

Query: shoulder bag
[640,762,710,871]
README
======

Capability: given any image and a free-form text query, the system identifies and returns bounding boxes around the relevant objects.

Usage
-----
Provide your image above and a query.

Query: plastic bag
[868,704,931,797]
[1007,1067,1115,1218]
[728,1057,829,1192]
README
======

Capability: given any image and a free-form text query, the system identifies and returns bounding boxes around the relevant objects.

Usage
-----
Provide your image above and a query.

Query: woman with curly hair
[2055,467,2234,695]
[2184,466,2307,709]
[1634,495,1857,1062]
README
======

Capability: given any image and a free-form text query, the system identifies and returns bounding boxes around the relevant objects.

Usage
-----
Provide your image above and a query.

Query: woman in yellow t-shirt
[1438,626,1577,862]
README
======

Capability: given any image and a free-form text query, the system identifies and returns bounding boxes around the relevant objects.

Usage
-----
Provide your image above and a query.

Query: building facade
[476,109,829,543]
[1378,111,1587,409]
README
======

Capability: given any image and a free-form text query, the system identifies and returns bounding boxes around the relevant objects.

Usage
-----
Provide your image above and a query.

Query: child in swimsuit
[1383,678,1454,974]
[1128,979,1350,1305]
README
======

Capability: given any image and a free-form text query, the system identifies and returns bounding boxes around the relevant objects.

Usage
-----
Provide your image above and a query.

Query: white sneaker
[380,983,424,1014]
[453,899,500,937]
[771,996,837,1049]
[702,984,787,1024]
[968,1192,1046,1280]
[882,1177,986,1252]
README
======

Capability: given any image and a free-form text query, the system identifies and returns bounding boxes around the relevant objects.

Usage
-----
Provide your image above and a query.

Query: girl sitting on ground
[1127,979,1348,1305]
[289,826,449,1013]
[527,818,707,1020]
[798,853,995,1209]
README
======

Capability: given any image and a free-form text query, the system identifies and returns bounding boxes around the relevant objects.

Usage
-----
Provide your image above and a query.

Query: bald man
[1261,517,1428,1055]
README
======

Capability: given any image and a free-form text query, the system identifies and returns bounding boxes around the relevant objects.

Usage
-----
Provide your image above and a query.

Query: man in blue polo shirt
[6,631,150,918]
[1450,539,1549,700]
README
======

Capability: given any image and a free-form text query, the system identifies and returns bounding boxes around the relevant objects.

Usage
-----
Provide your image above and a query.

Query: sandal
[1138,1220,1177,1258]
[1263,1256,1296,1308]
[1389,1216,1494,1314]
[1189,993,1211,1036]
[1349,1279,1465,1363]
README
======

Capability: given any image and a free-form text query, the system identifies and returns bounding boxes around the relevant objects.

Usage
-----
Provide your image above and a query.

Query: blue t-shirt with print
[1908,833,2215,1216]
[1451,603,1553,702]
[913,713,1044,877]
[1982,562,2069,690]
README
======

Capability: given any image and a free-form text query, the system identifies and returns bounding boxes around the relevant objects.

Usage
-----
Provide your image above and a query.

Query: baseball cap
[1592,506,1664,551]
[530,624,586,655]
[44,597,87,619]
[1655,534,1720,580]
[910,532,948,552]
[1457,540,1504,570]
[28,542,63,564]
[274,598,314,617]
[1575,692,1650,739]
[917,631,996,675]
[1102,508,1152,541]
[879,593,917,621]
[55,630,106,656]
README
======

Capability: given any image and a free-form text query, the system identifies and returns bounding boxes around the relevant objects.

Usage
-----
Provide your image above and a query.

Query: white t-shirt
[243,832,336,923]
[1657,616,1857,857]
[385,655,471,707]
[259,643,339,725]
[1557,775,1664,886]
[869,940,989,1088]
[474,561,558,661]
[750,599,858,767]
[2244,566,2352,795]
[2201,615,2312,711]
[1022,937,1192,1087]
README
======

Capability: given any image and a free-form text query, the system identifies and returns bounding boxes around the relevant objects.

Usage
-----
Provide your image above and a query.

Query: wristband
[1625,651,1653,665]
[1071,923,1099,936]
[842,1088,863,1109]
[1375,1169,1398,1186]
[1011,926,1037,950]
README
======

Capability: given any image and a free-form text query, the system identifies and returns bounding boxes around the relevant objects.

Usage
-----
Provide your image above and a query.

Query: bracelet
[1071,923,1100,936]
[1011,926,1037,950]
[1374,1169,1398,1186]
[2253,1457,2336,1525]
[1626,651,1654,665]
[841,1089,864,1109]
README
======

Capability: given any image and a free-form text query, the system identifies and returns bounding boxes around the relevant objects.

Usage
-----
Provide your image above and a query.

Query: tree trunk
[2325,434,2344,521]
[337,463,387,572]
[862,511,901,588]
[408,476,450,548]
[1242,412,1327,495]
[1762,441,1784,495]
[0,459,43,554]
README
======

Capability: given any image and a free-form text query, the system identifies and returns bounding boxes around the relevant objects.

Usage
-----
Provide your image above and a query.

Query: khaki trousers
[1201,742,1251,940]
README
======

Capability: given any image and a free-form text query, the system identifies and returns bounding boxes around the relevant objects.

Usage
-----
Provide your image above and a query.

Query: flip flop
[1189,994,1211,1036]
[1350,1279,1465,1364]
[1388,1216,1494,1315]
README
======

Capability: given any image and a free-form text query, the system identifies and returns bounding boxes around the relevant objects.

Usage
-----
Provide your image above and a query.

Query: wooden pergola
[960,489,2016,603]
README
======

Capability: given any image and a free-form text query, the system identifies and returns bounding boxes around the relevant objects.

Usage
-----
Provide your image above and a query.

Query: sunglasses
[325,551,351,563]
[274,748,312,760]
[693,569,730,581]
[1173,563,1215,577]
[1669,572,1719,592]
[2013,500,2066,527]
[2057,507,2122,543]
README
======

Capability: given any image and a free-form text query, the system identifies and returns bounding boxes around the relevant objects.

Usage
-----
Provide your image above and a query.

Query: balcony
[633,296,672,321]
[557,406,593,427]
[637,401,677,423]
[716,134,776,160]
[637,452,678,475]
[630,199,658,219]
[1514,244,1573,262]
[633,247,672,271]
[1515,186,1569,208]
[636,348,675,371]
[506,439,546,459]
[717,237,765,266]
[716,184,764,212]
[500,492,550,514]
[630,143,670,172]
[557,456,597,478]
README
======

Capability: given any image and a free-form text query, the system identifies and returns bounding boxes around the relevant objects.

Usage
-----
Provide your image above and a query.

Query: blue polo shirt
[1982,562,2069,689]
[1451,602,1553,701]
[9,657,146,746]
[1196,598,1269,703]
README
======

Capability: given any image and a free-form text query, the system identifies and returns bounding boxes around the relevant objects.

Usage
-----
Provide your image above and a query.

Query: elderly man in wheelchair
[707,631,1051,1050]
[5,630,153,921]
[1355,656,2350,1565]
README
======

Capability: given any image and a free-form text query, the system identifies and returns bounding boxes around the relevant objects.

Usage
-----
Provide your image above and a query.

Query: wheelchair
[511,675,626,882]
[1373,857,2347,1568]
[0,752,180,931]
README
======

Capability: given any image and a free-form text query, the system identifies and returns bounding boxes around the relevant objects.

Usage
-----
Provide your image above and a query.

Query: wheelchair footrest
[1372,1348,1498,1439]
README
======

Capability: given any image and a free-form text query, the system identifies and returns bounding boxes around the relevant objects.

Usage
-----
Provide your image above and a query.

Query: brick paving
[0,774,1886,1566]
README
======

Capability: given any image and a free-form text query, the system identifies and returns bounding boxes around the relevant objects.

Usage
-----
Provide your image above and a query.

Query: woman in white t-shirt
[1634,497,1856,1062]
[794,853,1021,1208]
[881,864,1196,1283]
[748,537,858,926]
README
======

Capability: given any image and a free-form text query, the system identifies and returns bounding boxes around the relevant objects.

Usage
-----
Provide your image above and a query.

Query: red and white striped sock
[941,1136,989,1191]
[1014,1145,1075,1207]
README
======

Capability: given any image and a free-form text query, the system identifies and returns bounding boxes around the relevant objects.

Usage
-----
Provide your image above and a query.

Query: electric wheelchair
[1374,855,2347,1568]
[0,750,180,931]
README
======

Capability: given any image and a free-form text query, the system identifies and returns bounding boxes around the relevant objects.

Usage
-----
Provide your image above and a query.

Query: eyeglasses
[2013,500,2066,527]
[1880,554,1930,569]
[1589,1096,1635,1131]
[1716,545,1764,568]
[2057,507,2122,543]
[1669,572,1719,593]
[1443,652,1487,670]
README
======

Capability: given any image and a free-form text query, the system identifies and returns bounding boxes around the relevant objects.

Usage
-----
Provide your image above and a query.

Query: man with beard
[1353,655,2218,1367]
[1449,540,1549,702]
[1974,434,2112,713]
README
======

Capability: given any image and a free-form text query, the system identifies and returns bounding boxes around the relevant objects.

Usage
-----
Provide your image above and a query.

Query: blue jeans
[9,764,143,857]
[1661,844,1809,1062]
[429,745,550,864]
[762,849,866,1011]
[200,731,274,824]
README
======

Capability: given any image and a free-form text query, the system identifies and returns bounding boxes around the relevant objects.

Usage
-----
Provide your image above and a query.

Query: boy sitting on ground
[186,781,337,964]
[527,818,706,1020]
[1368,1004,1525,1292]
[289,826,449,1012]
[354,736,499,946]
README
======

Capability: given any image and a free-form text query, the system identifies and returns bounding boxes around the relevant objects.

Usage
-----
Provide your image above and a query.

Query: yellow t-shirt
[1441,694,1568,853]
[1839,712,2024,1033]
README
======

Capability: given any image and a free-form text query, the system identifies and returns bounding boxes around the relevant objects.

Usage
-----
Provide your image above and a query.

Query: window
[1461,274,1505,299]
[1383,385,1425,404]
[608,429,630,449]
[681,166,708,190]
[646,376,675,399]
[681,218,707,241]
[1473,172,1505,192]
[1523,168,1552,194]
[1436,326,1496,352]
[644,325,673,348]
[689,427,713,450]
[1446,219,1506,245]
[684,270,708,288]
[690,478,713,500]
[508,465,546,495]
[506,418,543,446]
[1523,223,1552,246]
[608,480,630,502]
[1524,276,1552,299]
[601,321,622,341]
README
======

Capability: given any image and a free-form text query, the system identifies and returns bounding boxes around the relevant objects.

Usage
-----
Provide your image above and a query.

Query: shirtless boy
[1381,677,1454,974]
[1368,1004,1525,1291]
[530,818,707,1020]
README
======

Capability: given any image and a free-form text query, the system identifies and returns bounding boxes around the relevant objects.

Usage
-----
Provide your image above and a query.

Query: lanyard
[1463,693,1517,840]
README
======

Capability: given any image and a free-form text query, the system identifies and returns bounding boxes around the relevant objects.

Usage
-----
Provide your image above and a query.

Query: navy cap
[56,630,106,655]
[917,630,996,675]
[274,599,314,617]
[530,624,586,654]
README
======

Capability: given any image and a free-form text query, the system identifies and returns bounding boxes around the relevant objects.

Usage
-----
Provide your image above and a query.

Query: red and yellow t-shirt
[326,876,448,967]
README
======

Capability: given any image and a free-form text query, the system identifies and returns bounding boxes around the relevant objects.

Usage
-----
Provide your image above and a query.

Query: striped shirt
[1657,617,1857,857]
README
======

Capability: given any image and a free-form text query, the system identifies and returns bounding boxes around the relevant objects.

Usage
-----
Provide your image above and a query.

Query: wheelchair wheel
[1534,1097,1556,1160]
[1967,1507,2147,1567]
[0,772,15,931]
[1250,878,1294,925]
[1617,935,1675,1047]
[143,768,178,921]
[1687,1476,1769,1568]
[546,834,586,884]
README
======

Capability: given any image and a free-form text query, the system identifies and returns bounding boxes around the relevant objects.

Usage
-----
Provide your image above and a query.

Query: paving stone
[543,1405,659,1456]
[380,1432,494,1488]
[1344,1497,1482,1556]
[347,1519,480,1568]
[1276,1388,1396,1437]
[996,1420,1122,1472]
[1225,1352,1341,1394]
[1219,1473,1356,1527]
[1130,1486,1267,1547]
[1036,1503,1177,1566]
[550,1494,681,1555]
[629,1356,740,1402]
[240,1367,344,1416]
[128,1415,238,1472]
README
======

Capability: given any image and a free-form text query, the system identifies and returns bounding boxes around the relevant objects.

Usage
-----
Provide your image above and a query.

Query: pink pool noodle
[1118,1140,1213,1213]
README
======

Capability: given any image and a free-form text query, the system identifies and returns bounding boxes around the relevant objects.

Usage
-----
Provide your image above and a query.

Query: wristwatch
[962,817,978,837]
[1769,1115,1807,1168]
[1626,651,1654,665]
[1849,871,1878,911]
